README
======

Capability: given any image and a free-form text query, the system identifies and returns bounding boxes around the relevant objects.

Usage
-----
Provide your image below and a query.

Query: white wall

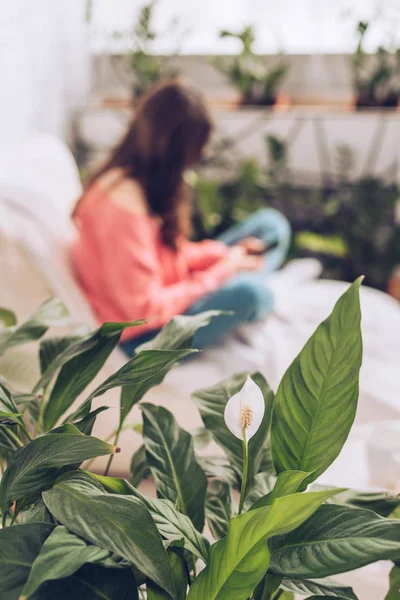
[89,0,400,54]
[0,0,90,154]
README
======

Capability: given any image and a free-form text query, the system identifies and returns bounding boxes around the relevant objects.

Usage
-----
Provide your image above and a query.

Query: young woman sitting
[71,80,291,355]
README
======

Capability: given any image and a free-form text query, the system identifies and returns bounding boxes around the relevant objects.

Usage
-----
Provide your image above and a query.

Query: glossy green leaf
[42,472,176,598]
[250,471,310,510]
[270,504,400,579]
[243,470,277,511]
[0,381,19,413]
[130,444,151,487]
[271,278,363,483]
[21,499,54,525]
[73,407,109,436]
[206,479,232,540]
[192,371,274,491]
[141,403,207,531]
[0,299,70,356]
[282,577,358,599]
[253,573,282,600]
[84,472,210,562]
[34,564,138,600]
[39,334,84,375]
[118,313,219,428]
[192,427,212,450]
[137,312,220,352]
[42,334,120,431]
[35,319,144,392]
[329,489,400,518]
[20,526,109,599]
[197,455,238,488]
[147,550,188,600]
[385,565,400,600]
[69,348,195,423]
[0,522,54,600]
[0,433,116,514]
[187,489,337,600]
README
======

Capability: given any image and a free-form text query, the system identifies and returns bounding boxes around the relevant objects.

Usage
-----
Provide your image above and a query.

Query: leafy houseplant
[352,21,400,109]
[0,282,400,599]
[213,26,289,107]
[193,135,400,292]
[112,1,180,102]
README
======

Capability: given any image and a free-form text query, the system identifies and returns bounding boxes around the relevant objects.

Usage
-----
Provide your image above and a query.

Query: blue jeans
[121,209,291,355]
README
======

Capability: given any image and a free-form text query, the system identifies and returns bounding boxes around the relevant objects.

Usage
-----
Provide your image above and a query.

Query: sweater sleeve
[182,239,230,271]
[108,218,233,339]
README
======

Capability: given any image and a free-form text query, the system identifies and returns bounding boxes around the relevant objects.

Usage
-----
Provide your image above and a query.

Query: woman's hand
[237,237,266,255]
[225,246,264,273]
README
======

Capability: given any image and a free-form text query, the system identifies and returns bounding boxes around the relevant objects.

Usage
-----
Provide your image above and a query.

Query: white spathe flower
[224,376,265,442]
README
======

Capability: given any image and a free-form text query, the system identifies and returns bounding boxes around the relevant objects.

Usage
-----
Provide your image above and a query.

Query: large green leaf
[271,278,363,483]
[137,312,220,352]
[147,550,188,600]
[33,564,138,600]
[117,314,220,441]
[20,526,109,599]
[42,472,176,598]
[206,479,232,540]
[85,472,210,562]
[69,348,195,422]
[141,403,207,531]
[197,455,238,488]
[130,444,151,487]
[42,329,136,431]
[192,371,274,489]
[0,522,54,600]
[39,334,85,375]
[329,489,400,518]
[282,577,358,599]
[187,489,337,600]
[270,504,400,579]
[250,471,310,511]
[34,319,145,392]
[0,381,18,413]
[73,407,109,435]
[385,565,400,600]
[0,434,116,514]
[0,299,70,356]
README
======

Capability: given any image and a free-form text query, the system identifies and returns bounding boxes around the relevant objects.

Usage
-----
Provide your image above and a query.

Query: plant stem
[238,431,248,515]
[272,590,283,600]
[36,384,51,435]
[5,428,24,449]
[18,419,32,441]
[104,426,121,476]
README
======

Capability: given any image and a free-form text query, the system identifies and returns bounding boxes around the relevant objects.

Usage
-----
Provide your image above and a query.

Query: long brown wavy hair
[73,80,212,249]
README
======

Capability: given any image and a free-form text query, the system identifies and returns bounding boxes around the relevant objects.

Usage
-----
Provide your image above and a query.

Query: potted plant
[352,21,400,109]
[213,25,289,107]
[110,1,180,104]
[1,283,400,599]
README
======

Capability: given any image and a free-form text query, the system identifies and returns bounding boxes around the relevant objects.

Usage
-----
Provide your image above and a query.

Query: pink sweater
[71,185,232,340]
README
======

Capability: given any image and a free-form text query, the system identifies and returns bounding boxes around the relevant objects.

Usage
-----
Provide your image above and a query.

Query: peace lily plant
[0,279,399,599]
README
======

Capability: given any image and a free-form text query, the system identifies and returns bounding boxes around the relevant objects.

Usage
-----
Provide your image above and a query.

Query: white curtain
[0,0,90,153]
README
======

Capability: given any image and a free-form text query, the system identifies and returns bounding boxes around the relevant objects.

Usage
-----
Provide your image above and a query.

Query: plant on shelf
[2,282,400,598]
[352,21,400,108]
[113,1,180,101]
[213,25,289,106]
[193,134,400,291]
